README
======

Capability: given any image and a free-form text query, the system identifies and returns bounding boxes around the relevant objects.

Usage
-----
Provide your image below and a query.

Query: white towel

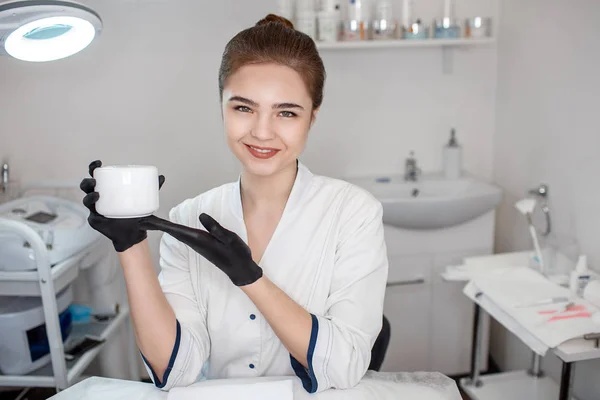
[167,377,294,400]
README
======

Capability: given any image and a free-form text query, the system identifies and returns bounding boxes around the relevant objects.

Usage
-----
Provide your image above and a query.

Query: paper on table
[469,267,600,350]
[464,279,551,355]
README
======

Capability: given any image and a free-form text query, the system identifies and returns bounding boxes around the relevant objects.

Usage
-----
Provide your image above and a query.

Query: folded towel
[167,377,293,400]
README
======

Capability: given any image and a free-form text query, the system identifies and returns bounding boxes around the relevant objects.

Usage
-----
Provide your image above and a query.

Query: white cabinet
[380,211,495,376]
[381,255,432,372]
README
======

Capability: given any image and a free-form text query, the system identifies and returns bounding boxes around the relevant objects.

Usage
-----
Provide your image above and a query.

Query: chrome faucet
[404,151,421,182]
[1,162,8,193]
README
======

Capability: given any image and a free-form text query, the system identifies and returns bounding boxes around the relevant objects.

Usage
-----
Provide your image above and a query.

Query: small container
[402,19,428,40]
[320,0,339,12]
[443,128,461,179]
[297,10,317,40]
[94,165,160,218]
[433,17,460,39]
[372,0,397,40]
[342,0,370,41]
[342,19,370,41]
[539,233,579,286]
[318,9,341,42]
[69,304,92,324]
[570,255,588,296]
[347,0,370,21]
[578,275,592,297]
[465,17,492,38]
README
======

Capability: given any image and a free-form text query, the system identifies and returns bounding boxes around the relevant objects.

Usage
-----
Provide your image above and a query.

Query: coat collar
[230,159,313,220]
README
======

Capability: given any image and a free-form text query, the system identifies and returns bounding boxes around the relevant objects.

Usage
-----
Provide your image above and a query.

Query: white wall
[493,1,600,399]
[4,0,600,396]
[0,0,498,210]
[0,0,499,382]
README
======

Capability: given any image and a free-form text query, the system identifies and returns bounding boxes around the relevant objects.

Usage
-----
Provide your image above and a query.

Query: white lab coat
[142,161,389,394]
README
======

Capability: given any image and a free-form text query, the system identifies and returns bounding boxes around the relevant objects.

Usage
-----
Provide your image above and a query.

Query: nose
[250,114,276,141]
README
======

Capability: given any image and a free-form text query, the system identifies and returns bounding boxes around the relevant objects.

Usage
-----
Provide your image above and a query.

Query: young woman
[80,14,388,394]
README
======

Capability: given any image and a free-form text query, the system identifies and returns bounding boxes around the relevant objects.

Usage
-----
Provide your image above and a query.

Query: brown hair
[218,14,326,110]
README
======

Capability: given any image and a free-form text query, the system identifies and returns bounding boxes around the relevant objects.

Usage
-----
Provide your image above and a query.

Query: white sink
[347,174,502,230]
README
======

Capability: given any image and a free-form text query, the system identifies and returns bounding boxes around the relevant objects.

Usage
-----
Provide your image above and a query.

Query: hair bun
[256,14,294,29]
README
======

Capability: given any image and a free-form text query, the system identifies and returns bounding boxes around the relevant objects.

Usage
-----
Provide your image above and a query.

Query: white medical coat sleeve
[141,204,211,391]
[291,194,389,393]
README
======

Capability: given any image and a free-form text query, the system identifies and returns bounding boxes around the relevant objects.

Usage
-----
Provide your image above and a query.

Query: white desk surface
[448,251,600,363]
[50,372,464,400]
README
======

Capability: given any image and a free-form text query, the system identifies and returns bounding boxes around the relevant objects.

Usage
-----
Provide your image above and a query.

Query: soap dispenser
[443,128,462,179]
[570,255,588,296]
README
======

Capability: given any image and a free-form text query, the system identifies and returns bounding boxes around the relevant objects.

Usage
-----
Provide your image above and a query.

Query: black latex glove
[140,213,263,286]
[80,160,166,252]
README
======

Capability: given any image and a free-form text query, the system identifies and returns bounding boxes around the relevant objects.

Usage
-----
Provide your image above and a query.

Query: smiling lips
[245,144,280,159]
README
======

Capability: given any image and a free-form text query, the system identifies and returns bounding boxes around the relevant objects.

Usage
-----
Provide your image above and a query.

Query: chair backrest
[368,314,391,372]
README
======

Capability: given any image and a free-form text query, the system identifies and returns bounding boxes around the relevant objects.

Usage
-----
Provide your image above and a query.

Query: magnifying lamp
[0,1,102,62]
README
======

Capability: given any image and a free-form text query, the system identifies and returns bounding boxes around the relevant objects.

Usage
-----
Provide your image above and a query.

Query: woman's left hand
[140,213,263,286]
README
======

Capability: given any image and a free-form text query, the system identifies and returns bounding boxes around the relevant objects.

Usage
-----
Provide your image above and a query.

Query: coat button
[250,314,256,320]
[249,363,255,369]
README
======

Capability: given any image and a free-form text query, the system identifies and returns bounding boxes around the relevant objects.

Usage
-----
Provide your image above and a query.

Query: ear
[310,107,320,127]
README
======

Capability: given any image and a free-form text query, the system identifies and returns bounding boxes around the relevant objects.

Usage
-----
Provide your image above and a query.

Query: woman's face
[222,63,316,178]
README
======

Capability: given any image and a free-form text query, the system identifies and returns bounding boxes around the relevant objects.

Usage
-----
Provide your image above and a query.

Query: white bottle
[570,255,588,296]
[343,0,371,41]
[297,11,317,39]
[443,128,462,179]
[318,9,341,41]
[373,0,397,40]
[317,0,341,42]
[295,0,317,40]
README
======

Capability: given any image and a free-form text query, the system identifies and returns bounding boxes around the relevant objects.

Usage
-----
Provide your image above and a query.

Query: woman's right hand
[80,160,166,252]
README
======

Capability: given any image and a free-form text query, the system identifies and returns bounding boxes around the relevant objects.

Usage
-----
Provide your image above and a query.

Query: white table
[48,371,464,400]
[444,251,600,400]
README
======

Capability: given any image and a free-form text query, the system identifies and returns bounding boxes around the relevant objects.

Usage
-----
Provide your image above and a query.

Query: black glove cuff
[232,263,264,287]
[113,231,148,253]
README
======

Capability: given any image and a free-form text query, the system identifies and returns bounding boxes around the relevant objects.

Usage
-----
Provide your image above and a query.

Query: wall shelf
[316,37,495,50]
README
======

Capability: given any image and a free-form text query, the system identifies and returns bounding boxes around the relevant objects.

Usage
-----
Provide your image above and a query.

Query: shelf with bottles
[314,15,495,50]
[281,0,495,52]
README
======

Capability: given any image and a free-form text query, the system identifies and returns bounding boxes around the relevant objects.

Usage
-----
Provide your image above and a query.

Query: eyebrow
[229,96,305,110]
